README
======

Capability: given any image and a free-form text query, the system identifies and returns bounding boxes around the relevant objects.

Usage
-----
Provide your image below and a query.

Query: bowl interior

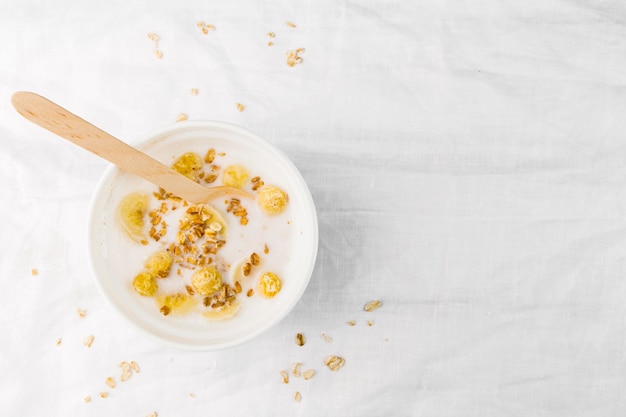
[88,121,318,350]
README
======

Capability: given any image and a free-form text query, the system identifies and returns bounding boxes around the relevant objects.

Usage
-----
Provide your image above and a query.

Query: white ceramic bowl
[88,121,318,350]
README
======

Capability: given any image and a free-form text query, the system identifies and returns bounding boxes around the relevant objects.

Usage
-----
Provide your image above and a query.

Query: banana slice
[118,192,150,242]
[202,301,240,321]
[172,152,203,181]
[230,260,245,283]
[155,293,197,316]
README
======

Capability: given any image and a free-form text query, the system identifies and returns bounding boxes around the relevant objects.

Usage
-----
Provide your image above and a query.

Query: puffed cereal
[258,272,282,298]
[133,272,158,296]
[191,267,223,296]
[144,250,173,278]
[257,185,288,215]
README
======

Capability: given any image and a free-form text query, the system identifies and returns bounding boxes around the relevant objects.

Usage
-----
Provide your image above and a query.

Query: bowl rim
[87,120,318,351]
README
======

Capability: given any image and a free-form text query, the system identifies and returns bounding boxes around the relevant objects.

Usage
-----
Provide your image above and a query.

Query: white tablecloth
[2,0,626,415]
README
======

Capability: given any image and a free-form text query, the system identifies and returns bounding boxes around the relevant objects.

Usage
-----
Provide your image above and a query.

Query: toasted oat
[77,308,86,318]
[246,288,254,297]
[268,41,274,47]
[264,244,269,254]
[197,22,216,34]
[268,32,276,38]
[251,176,265,191]
[119,360,139,381]
[295,333,306,346]
[324,355,345,371]
[236,103,246,112]
[302,369,315,380]
[367,320,374,326]
[291,362,302,377]
[84,396,91,403]
[364,300,382,312]
[286,48,304,67]
[242,262,252,277]
[31,268,38,276]
[120,361,131,372]
[347,320,356,326]
[280,370,289,384]
[176,113,188,122]
[321,332,332,343]
[226,198,249,225]
[83,335,94,348]
[105,377,116,389]
[147,33,162,58]
[286,21,297,28]
[190,88,199,96]
[99,392,108,399]
[294,391,302,402]
[55,338,62,346]
[204,148,216,164]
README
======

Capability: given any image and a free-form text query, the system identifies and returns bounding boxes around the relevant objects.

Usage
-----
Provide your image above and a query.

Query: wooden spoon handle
[11,91,248,203]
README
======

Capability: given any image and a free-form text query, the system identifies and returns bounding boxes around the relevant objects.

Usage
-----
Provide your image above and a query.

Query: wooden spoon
[11,91,251,203]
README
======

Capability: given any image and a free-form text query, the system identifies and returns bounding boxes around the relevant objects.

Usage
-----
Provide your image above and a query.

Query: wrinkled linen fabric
[2,0,626,416]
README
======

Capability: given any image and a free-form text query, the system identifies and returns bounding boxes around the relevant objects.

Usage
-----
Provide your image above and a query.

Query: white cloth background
[2,0,626,415]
